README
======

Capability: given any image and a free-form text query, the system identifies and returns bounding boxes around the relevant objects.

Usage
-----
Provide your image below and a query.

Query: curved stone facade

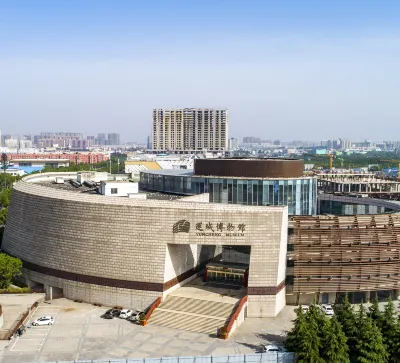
[194,158,304,178]
[2,173,288,317]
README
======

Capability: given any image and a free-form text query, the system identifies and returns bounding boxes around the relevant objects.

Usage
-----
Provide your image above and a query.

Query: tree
[334,294,358,360]
[308,304,329,336]
[0,188,12,209]
[0,253,22,289]
[285,306,324,363]
[355,303,388,363]
[381,297,400,362]
[285,307,308,352]
[368,296,383,326]
[321,316,350,363]
[298,305,325,363]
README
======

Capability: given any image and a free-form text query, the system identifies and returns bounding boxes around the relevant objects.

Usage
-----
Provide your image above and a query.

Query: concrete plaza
[0,298,295,363]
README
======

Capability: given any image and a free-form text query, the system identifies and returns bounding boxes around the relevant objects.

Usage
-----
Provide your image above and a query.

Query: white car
[321,304,334,316]
[263,345,287,353]
[119,309,133,319]
[31,316,54,326]
[300,305,309,313]
[128,310,144,322]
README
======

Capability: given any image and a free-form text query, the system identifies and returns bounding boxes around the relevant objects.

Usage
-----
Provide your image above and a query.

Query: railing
[140,297,162,326]
[219,295,248,339]
[25,353,296,363]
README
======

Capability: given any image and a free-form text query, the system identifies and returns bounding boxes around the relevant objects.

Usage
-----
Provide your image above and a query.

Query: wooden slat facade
[288,214,400,293]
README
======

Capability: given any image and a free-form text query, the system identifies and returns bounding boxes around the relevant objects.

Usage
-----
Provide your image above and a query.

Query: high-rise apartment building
[107,133,121,146]
[152,108,228,153]
[228,137,239,150]
[34,132,83,149]
[96,133,106,146]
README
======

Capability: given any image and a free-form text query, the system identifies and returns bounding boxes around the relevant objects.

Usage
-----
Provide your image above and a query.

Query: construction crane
[310,153,335,175]
[329,153,334,173]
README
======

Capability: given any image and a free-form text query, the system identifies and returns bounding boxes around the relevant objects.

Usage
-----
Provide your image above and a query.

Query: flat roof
[12,159,70,162]
[212,157,302,161]
[141,169,314,180]
[38,180,184,200]
[142,169,194,176]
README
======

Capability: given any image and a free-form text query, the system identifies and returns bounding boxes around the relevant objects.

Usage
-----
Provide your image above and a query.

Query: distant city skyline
[1,1,400,141]
[4,129,400,146]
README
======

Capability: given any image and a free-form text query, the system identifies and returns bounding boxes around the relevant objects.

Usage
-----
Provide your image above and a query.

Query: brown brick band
[22,257,213,293]
[22,257,285,295]
[248,280,286,295]
[22,259,165,292]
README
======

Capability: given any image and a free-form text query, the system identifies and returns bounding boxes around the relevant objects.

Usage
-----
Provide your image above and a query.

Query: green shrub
[138,312,146,321]
[0,253,23,289]
[0,286,30,294]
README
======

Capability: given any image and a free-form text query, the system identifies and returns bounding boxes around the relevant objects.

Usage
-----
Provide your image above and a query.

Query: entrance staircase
[147,289,240,335]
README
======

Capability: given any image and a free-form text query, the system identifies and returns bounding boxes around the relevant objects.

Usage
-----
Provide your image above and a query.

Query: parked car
[262,345,287,353]
[300,305,309,313]
[321,304,334,316]
[31,316,54,326]
[119,309,133,319]
[101,309,121,319]
[128,310,144,322]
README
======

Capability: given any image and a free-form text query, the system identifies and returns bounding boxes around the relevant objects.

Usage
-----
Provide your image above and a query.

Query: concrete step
[148,309,225,335]
[147,294,239,334]
[160,295,236,318]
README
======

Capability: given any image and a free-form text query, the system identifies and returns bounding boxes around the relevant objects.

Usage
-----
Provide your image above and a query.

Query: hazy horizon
[1,1,400,143]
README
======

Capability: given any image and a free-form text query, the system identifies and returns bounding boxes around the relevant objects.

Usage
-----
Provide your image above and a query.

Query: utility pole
[109,159,112,174]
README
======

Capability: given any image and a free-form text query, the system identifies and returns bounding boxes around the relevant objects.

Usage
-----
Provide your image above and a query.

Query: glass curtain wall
[140,172,317,215]
[208,178,317,215]
[140,172,208,195]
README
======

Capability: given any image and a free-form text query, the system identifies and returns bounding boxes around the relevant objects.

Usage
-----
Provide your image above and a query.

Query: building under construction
[318,174,400,195]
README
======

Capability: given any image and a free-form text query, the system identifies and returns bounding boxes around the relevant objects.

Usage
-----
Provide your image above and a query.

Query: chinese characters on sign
[195,222,246,237]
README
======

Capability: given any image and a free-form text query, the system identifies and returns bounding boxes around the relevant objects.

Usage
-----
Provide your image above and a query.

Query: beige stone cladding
[162,244,223,297]
[23,269,159,310]
[3,173,288,316]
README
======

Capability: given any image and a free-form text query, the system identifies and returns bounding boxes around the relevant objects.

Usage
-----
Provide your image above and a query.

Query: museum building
[3,158,400,322]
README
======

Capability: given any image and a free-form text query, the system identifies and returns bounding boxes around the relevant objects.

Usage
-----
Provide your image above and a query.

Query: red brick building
[7,153,109,164]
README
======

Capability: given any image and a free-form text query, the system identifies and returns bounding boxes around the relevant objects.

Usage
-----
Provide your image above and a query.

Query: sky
[1,0,400,143]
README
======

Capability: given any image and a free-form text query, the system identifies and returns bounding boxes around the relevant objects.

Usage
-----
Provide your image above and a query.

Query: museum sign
[173,220,246,237]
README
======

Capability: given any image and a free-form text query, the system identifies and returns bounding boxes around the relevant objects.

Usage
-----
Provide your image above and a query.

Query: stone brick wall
[2,173,288,316]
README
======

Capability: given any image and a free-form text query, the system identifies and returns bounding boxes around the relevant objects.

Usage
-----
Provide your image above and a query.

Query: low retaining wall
[219,296,248,339]
[0,305,3,329]
[140,297,161,326]
[0,297,44,340]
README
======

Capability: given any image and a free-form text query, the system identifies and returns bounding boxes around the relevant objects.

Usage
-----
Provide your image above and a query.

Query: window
[111,188,118,194]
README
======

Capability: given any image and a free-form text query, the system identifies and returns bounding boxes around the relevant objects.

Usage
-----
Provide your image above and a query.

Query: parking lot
[0,298,293,363]
[8,305,60,354]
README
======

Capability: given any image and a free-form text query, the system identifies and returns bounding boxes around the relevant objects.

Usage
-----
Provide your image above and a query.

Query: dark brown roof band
[194,158,304,178]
